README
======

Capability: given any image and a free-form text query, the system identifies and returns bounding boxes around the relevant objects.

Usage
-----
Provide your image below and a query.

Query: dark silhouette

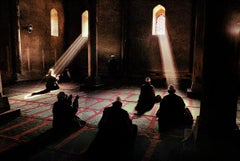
[45,68,60,91]
[84,97,137,161]
[135,77,161,116]
[31,68,60,96]
[156,84,193,132]
[108,54,118,79]
[59,67,71,82]
[52,92,86,131]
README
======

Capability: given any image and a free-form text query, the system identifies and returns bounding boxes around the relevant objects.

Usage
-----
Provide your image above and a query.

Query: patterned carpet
[0,81,239,161]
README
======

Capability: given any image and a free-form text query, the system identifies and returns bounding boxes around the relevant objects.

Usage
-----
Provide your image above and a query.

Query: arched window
[152,5,166,35]
[82,10,88,37]
[50,8,59,37]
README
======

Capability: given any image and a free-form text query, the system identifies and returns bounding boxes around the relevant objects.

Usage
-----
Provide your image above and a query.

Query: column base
[81,76,104,90]
[0,96,10,114]
[187,88,201,99]
[193,116,240,146]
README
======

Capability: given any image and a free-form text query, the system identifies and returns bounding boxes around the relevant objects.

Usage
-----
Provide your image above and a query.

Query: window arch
[50,8,59,37]
[82,10,88,37]
[152,5,166,35]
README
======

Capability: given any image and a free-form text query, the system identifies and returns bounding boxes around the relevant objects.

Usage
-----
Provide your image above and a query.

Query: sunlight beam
[158,30,178,88]
[52,34,88,75]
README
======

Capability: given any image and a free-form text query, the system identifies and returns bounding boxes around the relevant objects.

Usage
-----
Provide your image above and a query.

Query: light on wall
[26,24,33,33]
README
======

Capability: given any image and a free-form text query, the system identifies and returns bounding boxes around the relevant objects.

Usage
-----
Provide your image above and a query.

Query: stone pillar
[195,1,239,142]
[0,71,2,96]
[85,0,102,88]
[187,0,205,98]
[0,71,10,114]
[89,0,96,80]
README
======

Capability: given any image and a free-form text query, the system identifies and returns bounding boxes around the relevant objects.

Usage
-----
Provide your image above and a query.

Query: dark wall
[19,0,65,80]
[0,0,203,85]
[0,0,17,83]
[64,0,88,44]
[94,0,193,81]
[125,0,161,78]
[0,0,68,83]
[163,0,193,72]
[97,0,122,76]
[0,0,196,84]
[63,0,88,81]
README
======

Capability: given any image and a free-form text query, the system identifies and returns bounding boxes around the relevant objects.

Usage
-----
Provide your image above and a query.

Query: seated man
[156,84,193,132]
[52,92,86,131]
[135,77,161,116]
[84,97,137,161]
[45,68,60,91]
[31,68,60,96]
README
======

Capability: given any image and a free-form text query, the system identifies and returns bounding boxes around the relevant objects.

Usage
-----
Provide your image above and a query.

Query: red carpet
[0,81,239,161]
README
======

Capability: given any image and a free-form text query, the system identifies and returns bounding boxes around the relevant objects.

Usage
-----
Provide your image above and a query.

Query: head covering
[116,96,121,102]
[48,68,54,74]
[57,92,66,101]
[168,84,176,94]
[145,77,151,83]
[112,96,122,108]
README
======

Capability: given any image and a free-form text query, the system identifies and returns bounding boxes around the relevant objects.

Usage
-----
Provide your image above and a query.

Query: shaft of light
[52,34,87,75]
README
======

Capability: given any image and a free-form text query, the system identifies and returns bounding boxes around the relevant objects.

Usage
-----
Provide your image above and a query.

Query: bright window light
[82,11,88,37]
[156,15,165,35]
[152,5,166,35]
[50,8,59,37]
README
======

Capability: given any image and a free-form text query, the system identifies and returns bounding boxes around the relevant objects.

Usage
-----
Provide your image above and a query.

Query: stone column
[187,0,205,98]
[0,71,10,114]
[195,0,239,142]
[89,0,96,79]
[85,0,102,88]
[0,71,2,96]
